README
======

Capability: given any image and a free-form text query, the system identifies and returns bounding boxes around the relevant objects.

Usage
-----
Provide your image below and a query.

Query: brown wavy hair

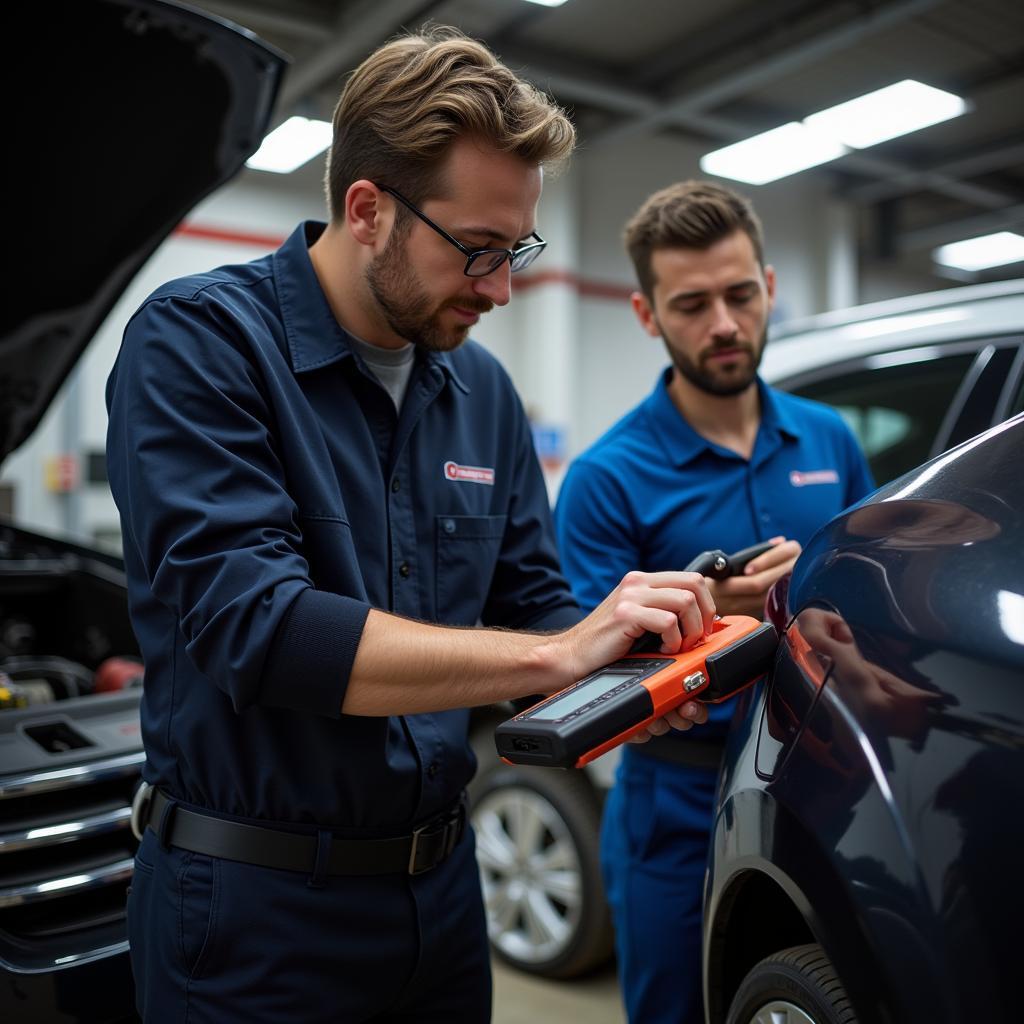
[325,26,576,221]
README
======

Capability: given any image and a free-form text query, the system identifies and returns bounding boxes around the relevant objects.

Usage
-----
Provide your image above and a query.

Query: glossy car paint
[704,413,1024,1024]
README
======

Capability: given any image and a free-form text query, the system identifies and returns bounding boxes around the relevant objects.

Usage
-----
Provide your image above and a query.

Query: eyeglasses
[375,184,546,278]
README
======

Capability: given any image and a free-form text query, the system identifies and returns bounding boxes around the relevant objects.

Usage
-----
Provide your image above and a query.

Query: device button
[683,671,707,692]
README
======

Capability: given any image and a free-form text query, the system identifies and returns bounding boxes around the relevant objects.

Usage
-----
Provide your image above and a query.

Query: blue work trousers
[126,822,491,1022]
[601,749,719,1024]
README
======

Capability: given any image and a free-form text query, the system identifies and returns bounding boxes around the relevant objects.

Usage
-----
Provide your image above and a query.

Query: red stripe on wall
[174,223,635,301]
[514,269,634,302]
[174,223,288,249]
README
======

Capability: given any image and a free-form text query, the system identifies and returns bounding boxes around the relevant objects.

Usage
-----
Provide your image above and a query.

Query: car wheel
[469,757,613,978]
[726,944,858,1024]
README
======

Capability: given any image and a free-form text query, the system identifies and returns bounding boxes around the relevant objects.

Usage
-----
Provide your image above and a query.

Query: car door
[777,337,1023,485]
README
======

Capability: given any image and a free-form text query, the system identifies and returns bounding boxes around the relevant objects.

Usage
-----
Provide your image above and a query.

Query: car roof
[762,279,1024,384]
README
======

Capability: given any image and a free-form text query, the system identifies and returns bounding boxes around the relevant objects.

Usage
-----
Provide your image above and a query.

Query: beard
[366,229,492,353]
[663,324,768,397]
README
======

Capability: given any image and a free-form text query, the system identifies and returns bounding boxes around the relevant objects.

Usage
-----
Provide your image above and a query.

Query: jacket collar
[273,221,468,393]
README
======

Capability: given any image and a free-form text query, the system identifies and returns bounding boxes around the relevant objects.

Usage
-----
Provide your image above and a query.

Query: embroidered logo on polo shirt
[443,461,495,486]
[790,469,840,487]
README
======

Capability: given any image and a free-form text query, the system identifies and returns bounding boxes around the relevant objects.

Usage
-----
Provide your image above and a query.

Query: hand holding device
[495,614,777,769]
[703,538,801,620]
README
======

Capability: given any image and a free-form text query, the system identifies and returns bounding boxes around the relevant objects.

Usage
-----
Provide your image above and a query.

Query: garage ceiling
[194,0,1024,288]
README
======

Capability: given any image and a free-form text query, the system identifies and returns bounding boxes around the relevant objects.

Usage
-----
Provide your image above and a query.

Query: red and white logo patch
[790,469,840,487]
[443,461,495,486]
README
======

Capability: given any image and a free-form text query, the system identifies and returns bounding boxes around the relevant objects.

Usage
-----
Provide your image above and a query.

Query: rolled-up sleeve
[107,294,367,717]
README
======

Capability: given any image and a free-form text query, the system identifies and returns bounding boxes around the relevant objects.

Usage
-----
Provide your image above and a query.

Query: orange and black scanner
[495,615,778,769]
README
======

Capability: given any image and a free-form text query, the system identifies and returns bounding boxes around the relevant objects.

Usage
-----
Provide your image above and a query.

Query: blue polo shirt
[106,221,579,833]
[554,368,873,734]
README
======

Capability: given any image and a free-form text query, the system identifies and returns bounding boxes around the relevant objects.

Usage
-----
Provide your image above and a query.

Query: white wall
[1,140,856,548]
[518,134,843,460]
[1,175,323,547]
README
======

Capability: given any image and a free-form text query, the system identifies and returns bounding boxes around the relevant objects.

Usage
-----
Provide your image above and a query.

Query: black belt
[138,786,467,876]
[628,733,726,770]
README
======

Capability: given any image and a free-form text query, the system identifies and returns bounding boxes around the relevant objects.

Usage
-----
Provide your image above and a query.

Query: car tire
[468,735,613,979]
[726,943,858,1024]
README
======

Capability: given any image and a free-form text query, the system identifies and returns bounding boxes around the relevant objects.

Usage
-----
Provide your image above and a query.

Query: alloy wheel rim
[472,786,583,964]
[747,1001,818,1024]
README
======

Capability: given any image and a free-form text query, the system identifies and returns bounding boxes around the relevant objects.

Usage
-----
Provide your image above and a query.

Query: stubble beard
[664,324,768,398]
[366,229,492,354]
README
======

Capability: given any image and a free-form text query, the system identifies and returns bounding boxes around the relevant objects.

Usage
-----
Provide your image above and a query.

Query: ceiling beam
[900,203,1024,252]
[632,0,830,91]
[834,150,1019,210]
[507,55,1017,213]
[275,0,446,115]
[590,0,942,147]
[199,0,332,43]
[847,141,1024,205]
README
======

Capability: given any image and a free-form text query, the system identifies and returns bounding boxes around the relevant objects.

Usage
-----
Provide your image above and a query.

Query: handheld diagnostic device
[495,615,778,769]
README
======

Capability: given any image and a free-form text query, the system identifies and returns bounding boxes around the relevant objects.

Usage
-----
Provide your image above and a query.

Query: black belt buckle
[408,797,467,875]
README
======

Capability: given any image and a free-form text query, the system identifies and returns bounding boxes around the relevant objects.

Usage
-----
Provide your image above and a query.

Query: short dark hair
[324,25,576,221]
[624,180,765,297]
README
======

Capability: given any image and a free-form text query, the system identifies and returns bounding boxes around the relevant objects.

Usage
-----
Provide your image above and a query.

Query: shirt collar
[273,220,469,393]
[758,375,802,440]
[644,368,801,467]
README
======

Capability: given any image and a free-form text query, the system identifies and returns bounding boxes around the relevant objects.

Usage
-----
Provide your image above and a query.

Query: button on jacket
[106,221,579,833]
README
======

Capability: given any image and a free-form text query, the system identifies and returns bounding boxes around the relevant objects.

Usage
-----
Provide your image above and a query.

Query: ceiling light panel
[933,232,1024,271]
[804,80,967,149]
[246,116,333,174]
[700,123,848,186]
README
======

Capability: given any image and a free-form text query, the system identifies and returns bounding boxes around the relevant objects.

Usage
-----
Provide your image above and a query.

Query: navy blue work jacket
[106,221,579,834]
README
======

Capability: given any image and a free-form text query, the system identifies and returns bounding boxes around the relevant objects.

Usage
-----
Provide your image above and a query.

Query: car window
[944,345,1020,450]
[1011,375,1024,417]
[790,352,974,484]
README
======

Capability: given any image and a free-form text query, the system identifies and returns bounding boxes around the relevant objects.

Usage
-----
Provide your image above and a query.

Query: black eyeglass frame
[375,184,546,278]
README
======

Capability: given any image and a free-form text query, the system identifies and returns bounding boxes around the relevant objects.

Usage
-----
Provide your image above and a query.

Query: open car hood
[1,0,286,461]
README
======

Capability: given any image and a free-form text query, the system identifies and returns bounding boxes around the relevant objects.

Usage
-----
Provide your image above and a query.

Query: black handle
[684,549,730,579]
[724,540,775,575]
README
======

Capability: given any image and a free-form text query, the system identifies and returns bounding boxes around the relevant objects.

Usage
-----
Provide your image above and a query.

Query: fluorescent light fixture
[700,122,848,185]
[934,232,1024,271]
[246,116,333,174]
[805,80,966,149]
[702,79,967,185]
[522,0,570,5]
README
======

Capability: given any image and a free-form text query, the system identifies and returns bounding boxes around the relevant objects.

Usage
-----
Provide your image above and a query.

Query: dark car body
[472,282,1024,982]
[703,412,1024,1024]
[1,3,283,1020]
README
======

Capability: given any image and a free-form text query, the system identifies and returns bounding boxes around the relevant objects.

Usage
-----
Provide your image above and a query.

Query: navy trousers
[127,822,491,1022]
[600,750,719,1024]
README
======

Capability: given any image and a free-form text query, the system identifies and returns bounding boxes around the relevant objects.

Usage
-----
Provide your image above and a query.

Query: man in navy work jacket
[554,180,874,1024]
[106,29,717,1024]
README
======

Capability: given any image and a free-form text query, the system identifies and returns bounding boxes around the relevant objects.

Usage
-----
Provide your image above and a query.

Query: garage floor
[492,959,625,1024]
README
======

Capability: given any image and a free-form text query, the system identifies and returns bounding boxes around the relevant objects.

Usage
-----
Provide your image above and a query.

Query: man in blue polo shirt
[554,180,873,1024]
[106,31,716,1024]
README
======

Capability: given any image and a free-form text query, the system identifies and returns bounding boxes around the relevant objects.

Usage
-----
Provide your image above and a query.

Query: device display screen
[526,670,639,720]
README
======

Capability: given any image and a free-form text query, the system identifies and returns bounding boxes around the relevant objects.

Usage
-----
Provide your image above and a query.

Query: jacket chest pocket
[435,514,507,626]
